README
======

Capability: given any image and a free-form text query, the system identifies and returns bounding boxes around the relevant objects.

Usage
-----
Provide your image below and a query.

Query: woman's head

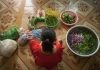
[41,28,56,53]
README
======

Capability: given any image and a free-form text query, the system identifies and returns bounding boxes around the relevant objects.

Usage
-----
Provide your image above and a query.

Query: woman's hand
[26,32,34,40]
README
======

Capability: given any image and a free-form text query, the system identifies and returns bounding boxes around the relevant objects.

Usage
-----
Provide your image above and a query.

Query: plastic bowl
[60,10,78,26]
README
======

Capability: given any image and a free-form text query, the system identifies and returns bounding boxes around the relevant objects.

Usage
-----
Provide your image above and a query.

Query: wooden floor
[0,0,100,70]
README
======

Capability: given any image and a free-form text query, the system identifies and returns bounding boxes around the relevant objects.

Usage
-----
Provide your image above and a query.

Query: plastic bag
[18,27,26,36]
[0,39,17,57]
[0,27,19,40]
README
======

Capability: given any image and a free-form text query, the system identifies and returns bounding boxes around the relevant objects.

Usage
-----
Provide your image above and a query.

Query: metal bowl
[66,25,100,57]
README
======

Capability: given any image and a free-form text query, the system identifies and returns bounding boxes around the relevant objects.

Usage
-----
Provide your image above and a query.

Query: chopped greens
[68,29,98,55]
[62,13,75,24]
[45,15,58,28]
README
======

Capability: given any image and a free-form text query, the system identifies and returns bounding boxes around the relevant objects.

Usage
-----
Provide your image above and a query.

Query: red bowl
[60,10,78,26]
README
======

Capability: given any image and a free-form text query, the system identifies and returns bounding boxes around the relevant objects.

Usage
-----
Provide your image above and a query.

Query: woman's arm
[28,39,40,57]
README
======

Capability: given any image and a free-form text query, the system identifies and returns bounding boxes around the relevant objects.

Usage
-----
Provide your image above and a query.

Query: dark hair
[41,29,56,53]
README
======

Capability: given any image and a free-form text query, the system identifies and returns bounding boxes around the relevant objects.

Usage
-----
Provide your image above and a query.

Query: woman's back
[29,28,63,70]
[29,39,63,70]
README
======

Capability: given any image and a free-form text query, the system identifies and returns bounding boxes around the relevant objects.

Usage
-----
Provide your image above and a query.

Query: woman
[28,28,63,70]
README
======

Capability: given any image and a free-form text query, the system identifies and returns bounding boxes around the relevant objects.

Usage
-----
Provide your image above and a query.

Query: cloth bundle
[18,29,42,46]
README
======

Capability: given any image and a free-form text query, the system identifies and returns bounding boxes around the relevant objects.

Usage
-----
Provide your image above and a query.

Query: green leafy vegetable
[29,17,45,29]
[45,15,58,28]
[70,30,97,55]
[62,13,75,24]
[0,27,19,40]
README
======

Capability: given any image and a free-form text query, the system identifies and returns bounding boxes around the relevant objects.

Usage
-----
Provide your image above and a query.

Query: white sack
[0,39,17,57]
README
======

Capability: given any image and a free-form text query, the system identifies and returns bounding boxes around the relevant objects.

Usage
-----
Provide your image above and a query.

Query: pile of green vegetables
[29,17,45,29]
[70,30,97,55]
[0,27,19,40]
[45,15,58,28]
[62,13,75,24]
